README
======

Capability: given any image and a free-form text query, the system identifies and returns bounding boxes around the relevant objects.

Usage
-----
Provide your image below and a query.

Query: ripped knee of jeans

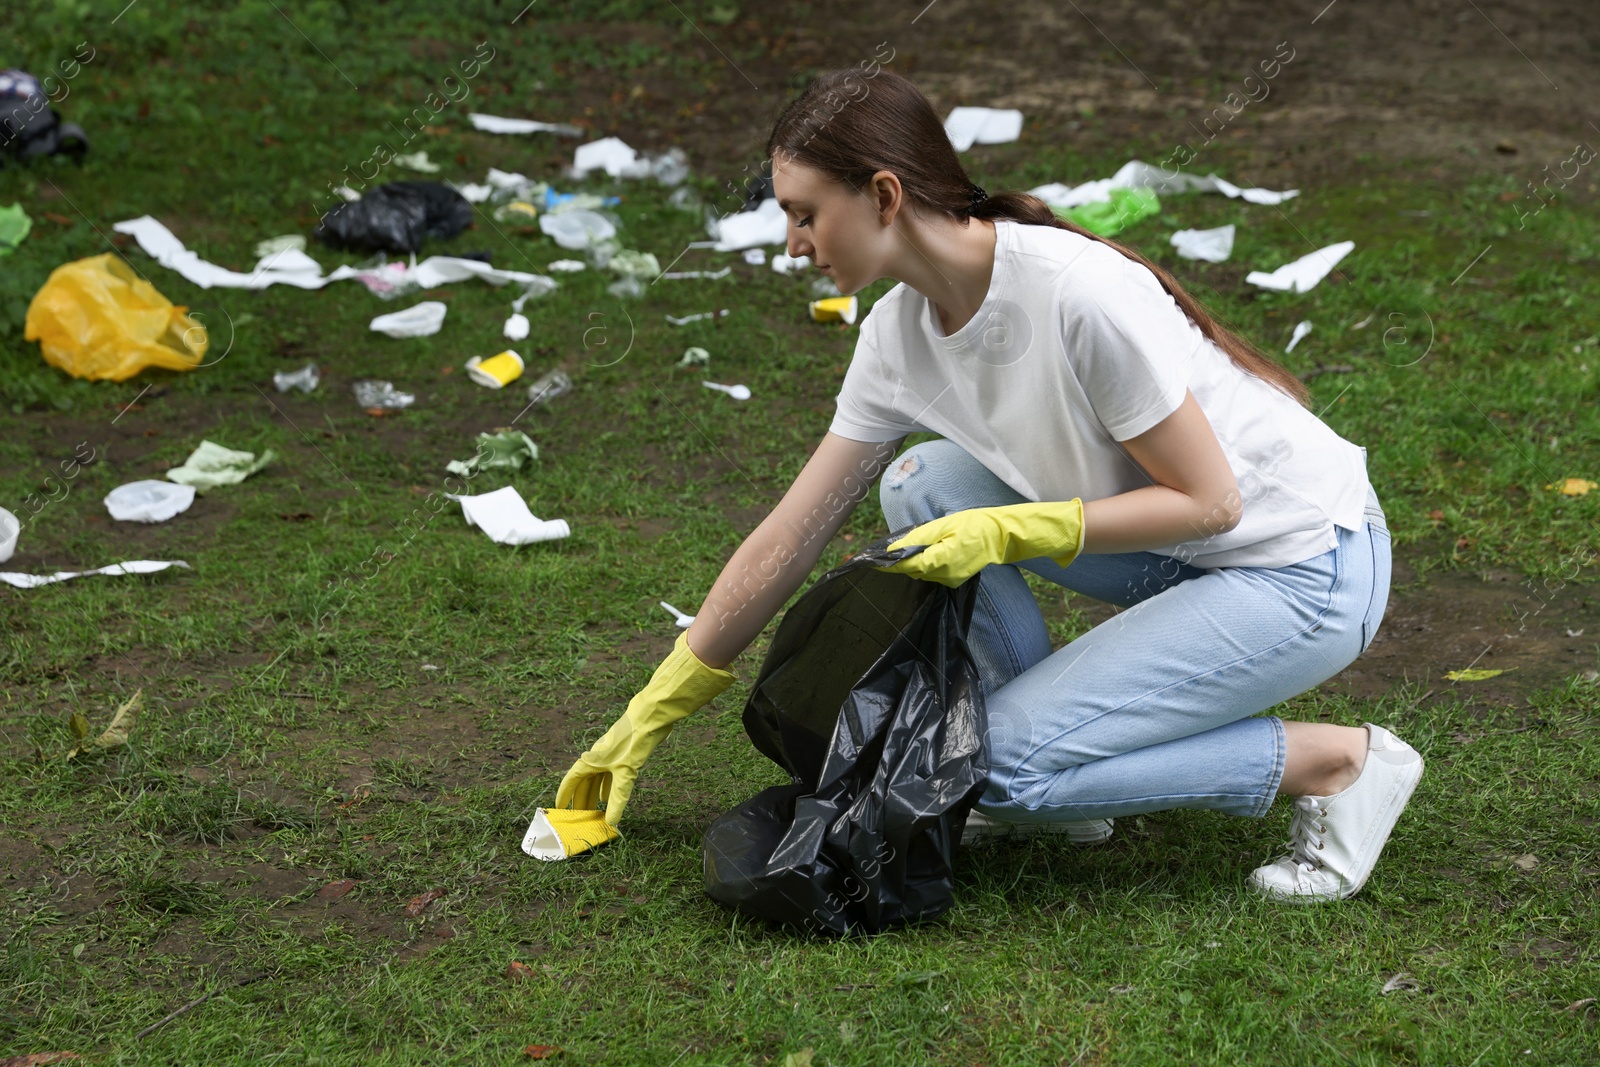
[882,452,922,490]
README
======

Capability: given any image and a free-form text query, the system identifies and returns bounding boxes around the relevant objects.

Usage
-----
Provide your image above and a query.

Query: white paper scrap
[503,312,530,340]
[104,480,196,523]
[944,107,1024,152]
[469,112,583,136]
[665,309,729,326]
[1170,224,1235,263]
[1,560,191,590]
[572,136,640,178]
[369,301,447,338]
[450,486,570,546]
[661,267,731,280]
[770,253,810,274]
[113,216,334,291]
[1246,241,1354,293]
[1028,161,1298,209]
[1286,320,1314,353]
[707,197,786,252]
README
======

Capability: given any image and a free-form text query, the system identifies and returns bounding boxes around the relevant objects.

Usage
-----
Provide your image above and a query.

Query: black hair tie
[967,184,989,207]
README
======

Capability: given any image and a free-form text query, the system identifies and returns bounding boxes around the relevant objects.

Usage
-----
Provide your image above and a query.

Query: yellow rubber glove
[882,500,1086,587]
[555,631,735,826]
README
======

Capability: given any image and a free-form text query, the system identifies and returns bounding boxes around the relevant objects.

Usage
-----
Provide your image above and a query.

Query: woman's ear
[871,170,904,226]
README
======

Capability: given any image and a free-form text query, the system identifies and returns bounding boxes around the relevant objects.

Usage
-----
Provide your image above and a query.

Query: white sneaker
[1249,723,1424,903]
[961,808,1114,848]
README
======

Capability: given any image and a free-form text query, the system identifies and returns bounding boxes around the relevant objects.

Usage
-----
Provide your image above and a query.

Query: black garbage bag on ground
[0,70,89,167]
[314,181,474,254]
[702,540,989,936]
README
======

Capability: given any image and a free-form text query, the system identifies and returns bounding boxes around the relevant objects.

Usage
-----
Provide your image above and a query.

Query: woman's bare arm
[1080,390,1242,554]
[685,432,903,668]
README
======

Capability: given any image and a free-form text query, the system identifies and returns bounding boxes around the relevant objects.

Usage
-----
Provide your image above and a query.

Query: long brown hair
[767,69,1310,406]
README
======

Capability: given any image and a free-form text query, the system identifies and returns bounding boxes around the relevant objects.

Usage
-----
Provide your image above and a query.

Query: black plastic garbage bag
[0,70,89,167]
[702,540,988,936]
[314,181,474,254]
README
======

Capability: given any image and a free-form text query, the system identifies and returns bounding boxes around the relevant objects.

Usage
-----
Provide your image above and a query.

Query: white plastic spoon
[703,381,751,401]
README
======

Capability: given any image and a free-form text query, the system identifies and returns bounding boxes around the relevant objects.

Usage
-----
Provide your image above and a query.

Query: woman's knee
[878,439,1008,528]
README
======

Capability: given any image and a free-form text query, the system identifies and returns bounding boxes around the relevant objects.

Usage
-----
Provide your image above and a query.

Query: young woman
[557,69,1422,903]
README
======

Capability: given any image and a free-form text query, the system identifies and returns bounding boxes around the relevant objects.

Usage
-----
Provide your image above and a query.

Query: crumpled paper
[165,440,276,491]
[1245,241,1355,293]
[450,486,569,545]
[944,107,1023,152]
[1170,224,1236,262]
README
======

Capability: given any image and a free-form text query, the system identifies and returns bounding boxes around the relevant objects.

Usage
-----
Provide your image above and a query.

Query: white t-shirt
[829,220,1371,570]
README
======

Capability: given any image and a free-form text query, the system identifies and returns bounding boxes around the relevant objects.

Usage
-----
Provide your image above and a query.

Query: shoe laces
[1284,797,1330,874]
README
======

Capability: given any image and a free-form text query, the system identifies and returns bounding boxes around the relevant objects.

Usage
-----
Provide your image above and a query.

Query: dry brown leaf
[317,879,358,900]
[404,887,447,917]
[505,960,536,980]
[522,1045,562,1059]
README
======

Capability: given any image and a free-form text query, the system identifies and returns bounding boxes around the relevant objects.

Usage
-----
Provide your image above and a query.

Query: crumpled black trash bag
[702,539,988,936]
[0,70,89,167]
[314,181,474,254]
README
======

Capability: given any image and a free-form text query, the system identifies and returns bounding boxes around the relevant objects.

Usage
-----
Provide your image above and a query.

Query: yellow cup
[809,295,859,325]
[465,349,525,389]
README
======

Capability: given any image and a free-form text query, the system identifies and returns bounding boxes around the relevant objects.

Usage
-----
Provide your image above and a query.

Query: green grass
[2,1,1599,1064]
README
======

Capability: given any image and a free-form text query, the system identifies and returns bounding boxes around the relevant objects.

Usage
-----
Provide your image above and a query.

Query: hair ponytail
[768,69,1310,406]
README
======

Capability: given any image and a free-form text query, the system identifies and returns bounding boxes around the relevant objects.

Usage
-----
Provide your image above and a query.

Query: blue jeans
[879,439,1392,822]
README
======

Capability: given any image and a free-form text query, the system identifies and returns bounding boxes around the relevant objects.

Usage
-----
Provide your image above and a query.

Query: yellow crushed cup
[521,807,621,861]
[809,295,859,325]
[465,349,525,389]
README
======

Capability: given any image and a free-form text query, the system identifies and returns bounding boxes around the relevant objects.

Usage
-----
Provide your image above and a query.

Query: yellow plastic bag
[24,253,207,382]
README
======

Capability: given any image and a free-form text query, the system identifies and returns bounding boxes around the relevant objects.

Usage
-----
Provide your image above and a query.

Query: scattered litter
[707,197,785,251]
[1547,478,1597,496]
[1567,629,1585,638]
[1285,320,1314,353]
[0,560,191,590]
[668,186,701,211]
[1,68,90,166]
[166,440,276,491]
[0,507,18,563]
[0,202,32,255]
[666,309,729,326]
[353,380,415,411]
[369,300,447,338]
[810,277,841,298]
[409,256,557,293]
[503,312,530,340]
[608,276,645,299]
[113,216,331,290]
[609,249,662,278]
[1058,187,1159,236]
[662,266,731,280]
[465,349,525,389]
[539,209,617,250]
[525,369,573,406]
[1170,223,1236,262]
[1445,667,1512,681]
[445,430,539,476]
[771,253,810,274]
[105,481,196,523]
[678,347,710,368]
[468,112,584,137]
[548,259,586,272]
[393,150,440,173]
[273,363,320,393]
[944,106,1024,152]
[1245,241,1354,293]
[1030,160,1298,209]
[493,200,540,223]
[331,184,362,202]
[570,136,688,184]
[315,181,474,255]
[659,601,695,628]
[703,381,751,401]
[521,807,620,860]
[1381,973,1420,994]
[743,248,767,266]
[810,295,859,325]
[254,234,306,258]
[26,254,210,382]
[58,689,142,760]
[450,485,570,545]
[404,888,447,918]
[452,182,492,203]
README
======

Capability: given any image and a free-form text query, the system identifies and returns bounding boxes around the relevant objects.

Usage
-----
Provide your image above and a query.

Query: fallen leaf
[1545,478,1597,496]
[0,1055,83,1066]
[317,879,358,900]
[1512,854,1538,871]
[93,690,141,749]
[522,1046,561,1059]
[1563,997,1596,1012]
[783,1049,814,1067]
[506,960,535,980]
[68,713,90,741]
[405,887,447,917]
[1381,972,1420,994]
[1446,668,1512,681]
